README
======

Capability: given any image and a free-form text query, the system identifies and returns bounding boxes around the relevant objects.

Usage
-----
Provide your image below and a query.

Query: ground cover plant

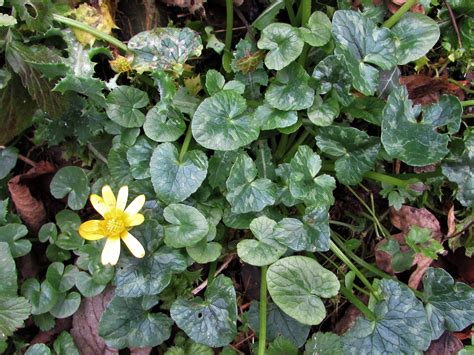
[0,0,473,353]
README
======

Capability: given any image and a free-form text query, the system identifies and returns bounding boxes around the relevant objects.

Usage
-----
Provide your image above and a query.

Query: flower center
[102,209,126,238]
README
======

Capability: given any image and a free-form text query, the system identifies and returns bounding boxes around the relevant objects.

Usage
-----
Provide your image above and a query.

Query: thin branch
[192,254,236,295]
[445,1,463,49]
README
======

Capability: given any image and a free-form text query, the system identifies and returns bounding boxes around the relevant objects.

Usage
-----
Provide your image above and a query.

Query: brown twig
[445,1,463,49]
[0,145,37,167]
[192,254,236,295]
[447,220,474,239]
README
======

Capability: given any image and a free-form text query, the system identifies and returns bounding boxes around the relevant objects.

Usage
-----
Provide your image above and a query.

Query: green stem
[463,114,474,119]
[382,0,418,28]
[275,134,289,159]
[329,240,382,300]
[364,171,411,188]
[258,266,268,355]
[461,100,474,107]
[225,0,234,54]
[207,261,217,286]
[285,0,298,27]
[283,130,310,162]
[297,0,311,66]
[339,285,376,321]
[52,14,128,53]
[179,123,193,162]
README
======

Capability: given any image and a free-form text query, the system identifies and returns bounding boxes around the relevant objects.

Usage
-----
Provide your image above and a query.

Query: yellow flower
[79,185,146,266]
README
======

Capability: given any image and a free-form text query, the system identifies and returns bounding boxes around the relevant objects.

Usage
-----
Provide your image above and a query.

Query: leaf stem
[207,261,217,285]
[283,130,310,162]
[275,134,289,160]
[297,0,311,66]
[52,14,129,53]
[225,0,234,55]
[339,285,376,321]
[258,265,268,355]
[382,0,418,28]
[285,0,298,27]
[179,123,193,162]
[461,100,474,107]
[329,240,382,301]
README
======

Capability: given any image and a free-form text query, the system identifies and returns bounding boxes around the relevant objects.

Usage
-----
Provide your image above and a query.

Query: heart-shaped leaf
[312,55,352,106]
[304,332,342,355]
[237,216,286,266]
[192,90,260,151]
[150,143,208,203]
[126,136,156,180]
[144,103,186,142]
[255,103,298,131]
[21,279,59,315]
[267,256,339,325]
[186,239,222,264]
[307,95,339,126]
[0,223,30,258]
[300,11,332,47]
[170,275,237,347]
[49,292,81,318]
[163,204,209,248]
[50,166,90,210]
[105,86,149,128]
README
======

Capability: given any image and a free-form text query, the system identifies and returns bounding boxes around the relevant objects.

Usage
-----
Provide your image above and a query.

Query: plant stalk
[285,0,298,27]
[383,0,418,28]
[339,285,376,321]
[297,0,311,66]
[52,14,129,53]
[207,261,217,285]
[275,134,289,160]
[179,124,193,162]
[461,100,474,107]
[225,0,234,54]
[258,265,268,355]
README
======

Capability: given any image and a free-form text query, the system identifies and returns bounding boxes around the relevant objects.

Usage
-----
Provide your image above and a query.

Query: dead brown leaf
[71,287,118,355]
[400,75,465,105]
[425,332,464,355]
[386,0,424,14]
[335,294,368,335]
[8,161,56,234]
[447,205,456,238]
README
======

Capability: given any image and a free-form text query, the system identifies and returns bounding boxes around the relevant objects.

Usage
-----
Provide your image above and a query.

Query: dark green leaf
[0,223,30,258]
[53,331,80,355]
[208,151,239,190]
[312,55,352,106]
[126,136,156,179]
[49,292,81,318]
[21,279,59,315]
[106,86,149,128]
[0,242,18,297]
[300,11,332,47]
[144,104,186,142]
[186,240,222,264]
[307,95,339,126]
[0,147,18,179]
[304,332,342,355]
[164,204,209,248]
[255,104,298,131]
[50,167,90,210]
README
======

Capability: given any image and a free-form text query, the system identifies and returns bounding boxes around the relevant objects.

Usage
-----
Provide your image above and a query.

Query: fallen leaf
[425,331,464,355]
[71,287,118,355]
[447,205,456,238]
[71,2,118,46]
[387,1,425,14]
[130,348,152,355]
[334,294,368,335]
[400,75,465,105]
[8,161,56,234]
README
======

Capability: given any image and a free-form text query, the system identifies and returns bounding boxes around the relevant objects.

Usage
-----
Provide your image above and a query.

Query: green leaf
[237,216,286,266]
[0,13,17,27]
[106,86,149,128]
[342,279,431,354]
[186,239,222,264]
[208,151,239,190]
[53,331,80,355]
[164,204,209,248]
[170,275,237,347]
[54,210,84,251]
[265,62,314,111]
[108,144,133,186]
[422,268,474,340]
[0,242,18,297]
[54,76,106,108]
[275,163,300,207]
[257,23,304,70]
[267,336,299,355]
[315,126,380,185]
[424,95,463,134]
[46,263,78,293]
[300,11,332,47]
[248,302,311,347]
[312,55,353,106]
[144,104,186,142]
[21,279,59,315]
[49,291,81,318]
[332,10,397,95]
[0,296,31,341]
[126,136,156,179]
[391,13,440,65]
[25,344,51,355]
[341,96,385,125]
[289,146,336,208]
[0,147,18,179]
[192,90,260,151]
[267,256,339,325]
[33,313,55,332]
[128,28,203,74]
[150,143,208,203]
[50,167,90,210]
[304,332,342,355]
[74,271,106,297]
[307,95,339,126]
[255,103,298,131]
[11,0,52,32]
[205,69,226,95]
[226,153,277,213]
[115,245,188,297]
[99,295,173,349]
[0,223,30,258]
[381,86,457,166]
[274,206,330,251]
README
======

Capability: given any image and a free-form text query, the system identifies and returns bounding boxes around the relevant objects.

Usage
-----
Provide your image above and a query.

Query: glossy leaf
[144,104,186,142]
[164,204,209,248]
[0,146,18,179]
[304,332,342,355]
[106,86,149,128]
[50,166,90,210]
[255,103,298,130]
[0,223,30,258]
[300,11,332,47]
[126,136,156,179]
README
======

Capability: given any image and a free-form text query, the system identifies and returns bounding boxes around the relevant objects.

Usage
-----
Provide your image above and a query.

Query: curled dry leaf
[425,331,463,355]
[400,74,464,105]
[71,287,118,355]
[8,161,56,234]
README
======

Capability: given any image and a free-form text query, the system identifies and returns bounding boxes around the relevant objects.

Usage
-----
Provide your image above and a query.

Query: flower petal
[116,186,128,211]
[101,237,121,265]
[124,213,145,227]
[79,220,106,240]
[124,194,146,215]
[102,185,116,209]
[121,231,145,258]
[90,194,108,216]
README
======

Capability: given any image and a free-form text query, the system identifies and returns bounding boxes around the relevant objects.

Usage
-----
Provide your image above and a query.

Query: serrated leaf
[304,332,342,355]
[257,23,304,70]
[144,104,186,142]
[171,275,237,347]
[11,0,52,32]
[226,153,276,213]
[192,91,260,151]
[265,62,314,111]
[150,143,208,203]
[0,242,19,297]
[50,166,90,210]
[316,126,380,185]
[423,268,474,340]
[237,216,286,266]
[332,10,397,95]
[0,223,30,258]
[99,295,173,349]
[342,279,431,354]
[392,13,440,65]
[128,28,203,74]
[300,11,332,47]
[106,86,149,128]
[381,86,459,166]
[53,75,106,108]
[164,204,209,248]
[267,256,339,325]
[289,146,336,208]
[248,302,311,347]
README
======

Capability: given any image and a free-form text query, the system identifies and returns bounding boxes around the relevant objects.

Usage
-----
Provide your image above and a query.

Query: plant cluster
[0,0,473,354]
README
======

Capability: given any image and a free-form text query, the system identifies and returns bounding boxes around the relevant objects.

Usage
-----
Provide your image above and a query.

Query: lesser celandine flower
[78,185,146,266]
